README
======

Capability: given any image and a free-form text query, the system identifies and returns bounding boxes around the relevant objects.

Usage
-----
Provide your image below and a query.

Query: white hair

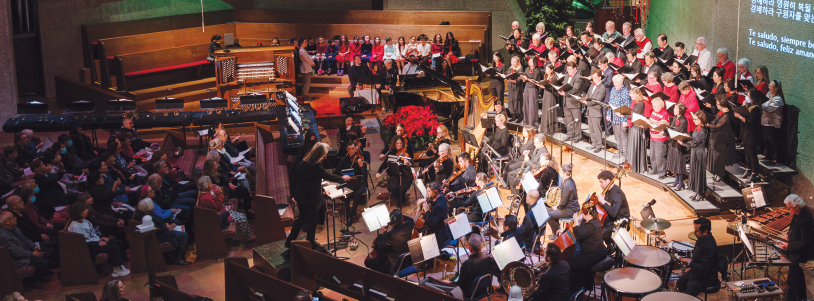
[384,59,393,65]
[605,52,616,60]
[536,22,545,32]
[697,37,707,45]
[606,21,615,27]
[534,133,545,143]
[716,48,729,56]
[634,28,644,36]
[532,33,541,41]
[438,143,451,153]
[737,58,750,68]
[784,194,806,208]
[612,74,625,83]
[511,21,520,26]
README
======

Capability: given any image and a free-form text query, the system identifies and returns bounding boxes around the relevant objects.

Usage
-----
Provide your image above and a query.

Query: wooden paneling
[234,23,299,40]
[234,23,486,44]
[232,9,489,26]
[118,43,208,74]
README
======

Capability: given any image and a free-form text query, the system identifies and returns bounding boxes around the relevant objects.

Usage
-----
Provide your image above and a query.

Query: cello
[553,163,631,261]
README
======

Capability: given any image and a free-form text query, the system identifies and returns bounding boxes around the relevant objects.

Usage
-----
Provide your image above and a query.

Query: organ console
[214,46,297,109]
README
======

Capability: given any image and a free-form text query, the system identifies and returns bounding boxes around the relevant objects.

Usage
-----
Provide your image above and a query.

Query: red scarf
[496,62,503,68]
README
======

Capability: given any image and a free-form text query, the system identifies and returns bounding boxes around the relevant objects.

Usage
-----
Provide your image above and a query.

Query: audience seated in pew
[141,179,192,224]
[0,211,55,289]
[65,201,130,277]
[197,175,255,241]
[133,198,191,266]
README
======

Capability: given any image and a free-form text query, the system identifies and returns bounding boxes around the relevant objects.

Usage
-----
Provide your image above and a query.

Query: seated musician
[595,170,630,249]
[348,55,372,97]
[503,126,535,175]
[521,190,544,253]
[563,206,606,295]
[503,129,548,182]
[444,152,476,191]
[534,153,559,201]
[380,123,415,159]
[441,234,500,297]
[334,141,369,226]
[479,99,509,122]
[505,133,548,193]
[447,172,488,222]
[417,182,451,249]
[417,125,451,167]
[531,244,570,301]
[499,215,524,249]
[375,136,413,208]
[547,164,578,237]
[420,143,453,185]
[378,59,399,112]
[337,115,368,157]
[676,218,719,297]
[486,113,511,160]
[364,209,415,275]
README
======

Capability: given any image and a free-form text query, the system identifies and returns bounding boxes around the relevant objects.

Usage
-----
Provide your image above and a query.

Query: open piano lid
[405,58,466,99]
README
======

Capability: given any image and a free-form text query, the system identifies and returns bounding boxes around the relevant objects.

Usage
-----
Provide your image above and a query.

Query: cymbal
[688,231,698,241]
[640,218,672,231]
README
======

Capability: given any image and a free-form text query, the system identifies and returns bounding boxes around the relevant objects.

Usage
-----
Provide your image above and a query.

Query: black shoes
[312,244,330,254]
[742,170,752,178]
[657,175,666,180]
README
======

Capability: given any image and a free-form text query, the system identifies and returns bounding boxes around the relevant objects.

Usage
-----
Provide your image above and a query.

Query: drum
[623,245,672,289]
[640,291,702,301]
[668,240,695,258]
[603,267,662,301]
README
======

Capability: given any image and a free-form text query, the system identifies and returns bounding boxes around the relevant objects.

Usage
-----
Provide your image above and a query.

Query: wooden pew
[224,257,306,301]
[254,124,295,243]
[290,244,461,300]
[193,206,236,260]
[65,293,98,301]
[0,247,35,298]
[58,231,110,287]
[97,23,235,89]
[81,10,233,85]
[155,274,198,301]
[126,222,174,274]
[114,43,212,92]
[159,131,197,178]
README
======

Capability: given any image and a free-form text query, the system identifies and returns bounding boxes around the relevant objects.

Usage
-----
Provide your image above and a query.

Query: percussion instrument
[640,218,672,231]
[688,231,698,241]
[603,267,662,300]
[667,240,695,258]
[640,291,702,301]
[624,245,673,289]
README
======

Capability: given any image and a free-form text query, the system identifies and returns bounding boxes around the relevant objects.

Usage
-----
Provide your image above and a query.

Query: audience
[0,211,53,289]
[65,202,130,277]
[133,198,191,265]
[99,279,128,301]
[197,176,255,241]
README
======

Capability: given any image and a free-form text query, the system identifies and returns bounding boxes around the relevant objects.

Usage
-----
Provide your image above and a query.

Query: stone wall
[1,0,19,120]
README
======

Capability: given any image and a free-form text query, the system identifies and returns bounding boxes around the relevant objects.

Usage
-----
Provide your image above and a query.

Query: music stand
[323,183,352,259]
[476,185,503,253]
[408,234,441,279]
[527,200,550,261]
[362,204,391,233]
[359,70,382,112]
[492,237,525,271]
[445,213,472,278]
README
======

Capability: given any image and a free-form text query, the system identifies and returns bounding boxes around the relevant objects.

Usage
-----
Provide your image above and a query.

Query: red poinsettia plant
[381,105,441,148]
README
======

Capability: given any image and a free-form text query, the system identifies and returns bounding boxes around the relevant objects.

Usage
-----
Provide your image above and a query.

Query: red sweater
[716,60,736,81]
[649,108,670,142]
[198,185,227,215]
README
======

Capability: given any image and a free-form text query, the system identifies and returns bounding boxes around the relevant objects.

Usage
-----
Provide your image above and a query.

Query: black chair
[466,273,493,301]
[702,254,729,301]
[588,257,615,298]
[569,287,586,301]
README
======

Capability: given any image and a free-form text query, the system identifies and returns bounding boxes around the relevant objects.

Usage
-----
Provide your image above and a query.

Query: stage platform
[505,115,750,216]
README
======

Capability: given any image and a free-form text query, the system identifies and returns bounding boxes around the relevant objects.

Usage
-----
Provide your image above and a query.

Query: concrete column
[0,0,19,123]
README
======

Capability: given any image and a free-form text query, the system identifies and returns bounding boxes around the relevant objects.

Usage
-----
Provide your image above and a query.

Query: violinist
[563,205,606,295]
[334,141,369,226]
[445,152,476,192]
[338,115,368,157]
[420,143,453,185]
[547,164,578,236]
[380,123,415,159]
[376,136,414,208]
[595,170,630,247]
[417,125,451,167]
[417,182,451,248]
[448,173,488,222]
[364,209,415,275]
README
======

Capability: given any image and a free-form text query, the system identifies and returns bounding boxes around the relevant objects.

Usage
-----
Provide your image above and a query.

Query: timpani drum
[640,291,702,301]
[624,245,673,288]
[603,267,662,301]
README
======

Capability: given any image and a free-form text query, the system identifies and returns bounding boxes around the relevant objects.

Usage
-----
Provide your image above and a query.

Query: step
[136,89,217,111]
[127,78,217,101]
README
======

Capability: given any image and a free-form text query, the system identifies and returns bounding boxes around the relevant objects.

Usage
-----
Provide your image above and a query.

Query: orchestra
[277,22,809,301]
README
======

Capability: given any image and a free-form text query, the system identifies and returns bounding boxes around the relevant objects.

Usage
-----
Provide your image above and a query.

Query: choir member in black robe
[488,51,507,104]
[678,111,708,201]
[666,103,689,190]
[706,95,736,182]
[734,90,764,183]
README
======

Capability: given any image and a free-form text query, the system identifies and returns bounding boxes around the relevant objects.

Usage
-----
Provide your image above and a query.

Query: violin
[419,136,445,159]
[422,154,449,176]
[445,167,465,186]
[394,148,411,165]
[449,185,480,197]
[350,152,366,167]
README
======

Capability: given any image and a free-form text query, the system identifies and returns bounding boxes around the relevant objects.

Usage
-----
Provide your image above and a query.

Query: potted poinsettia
[381,106,441,148]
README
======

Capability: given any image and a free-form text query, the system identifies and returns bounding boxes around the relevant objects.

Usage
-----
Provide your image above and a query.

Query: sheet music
[530,201,549,228]
[632,112,649,125]
[23,168,32,177]
[665,100,676,108]
[478,186,502,211]
[362,210,383,232]
[476,192,492,212]
[278,207,287,217]
[39,138,54,153]
[493,238,525,270]
[432,53,441,58]
[323,184,350,199]
[667,128,690,140]
[446,213,472,239]
[738,225,755,255]
[612,228,636,256]
[415,179,428,199]
[520,171,539,192]
[751,187,766,208]
[420,234,441,260]
[371,204,390,228]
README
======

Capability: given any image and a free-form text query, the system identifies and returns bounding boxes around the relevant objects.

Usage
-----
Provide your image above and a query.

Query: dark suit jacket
[528,146,549,170]
[657,45,674,61]
[601,185,630,226]
[34,172,65,219]
[642,63,662,77]
[787,208,814,264]
[374,216,415,275]
[688,235,719,283]
[291,160,345,208]
[449,165,476,191]
[532,260,571,301]
[563,73,584,109]
[0,227,36,268]
[573,219,605,255]
[601,67,615,104]
[423,195,451,247]
[348,63,372,85]
[585,82,607,118]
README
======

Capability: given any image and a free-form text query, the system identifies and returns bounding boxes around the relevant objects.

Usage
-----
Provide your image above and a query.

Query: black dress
[666,115,688,176]
[539,74,558,135]
[626,101,648,173]
[506,67,524,120]
[686,128,708,195]
[489,63,508,104]
[706,111,736,178]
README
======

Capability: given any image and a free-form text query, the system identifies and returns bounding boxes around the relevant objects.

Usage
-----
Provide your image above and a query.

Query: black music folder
[738,80,756,91]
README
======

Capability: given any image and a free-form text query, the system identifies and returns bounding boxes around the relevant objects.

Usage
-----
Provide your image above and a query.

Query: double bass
[553,163,631,261]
